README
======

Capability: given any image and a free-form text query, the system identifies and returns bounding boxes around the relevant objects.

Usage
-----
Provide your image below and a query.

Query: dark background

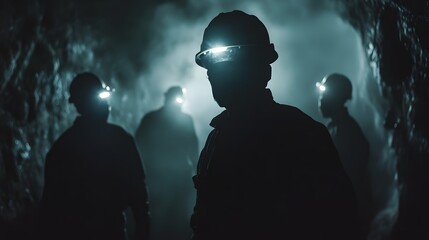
[1,0,428,239]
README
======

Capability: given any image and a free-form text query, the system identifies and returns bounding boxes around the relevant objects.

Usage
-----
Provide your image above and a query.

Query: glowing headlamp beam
[176,97,184,104]
[210,46,228,54]
[316,82,326,92]
[99,91,111,99]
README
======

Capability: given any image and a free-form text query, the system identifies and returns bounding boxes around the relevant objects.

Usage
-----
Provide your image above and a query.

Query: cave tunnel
[1,0,428,239]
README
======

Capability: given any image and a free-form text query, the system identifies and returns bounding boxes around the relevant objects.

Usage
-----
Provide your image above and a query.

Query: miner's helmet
[69,72,112,104]
[195,10,278,69]
[316,73,352,102]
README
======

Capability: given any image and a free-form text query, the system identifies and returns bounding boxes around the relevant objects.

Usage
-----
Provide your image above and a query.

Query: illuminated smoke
[0,0,398,238]
[127,2,396,238]
[91,2,396,236]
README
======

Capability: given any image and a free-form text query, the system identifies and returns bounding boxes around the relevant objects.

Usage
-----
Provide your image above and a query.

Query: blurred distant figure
[135,86,199,240]
[317,73,371,233]
[41,72,150,240]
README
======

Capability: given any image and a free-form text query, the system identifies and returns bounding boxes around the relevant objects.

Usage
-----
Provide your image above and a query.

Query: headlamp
[175,88,187,104]
[176,97,184,104]
[99,91,111,99]
[316,82,326,92]
[98,85,113,99]
[195,44,277,69]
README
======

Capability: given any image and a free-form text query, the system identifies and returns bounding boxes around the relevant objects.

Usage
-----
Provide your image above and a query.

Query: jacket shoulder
[274,104,324,128]
[106,123,134,139]
[49,126,76,150]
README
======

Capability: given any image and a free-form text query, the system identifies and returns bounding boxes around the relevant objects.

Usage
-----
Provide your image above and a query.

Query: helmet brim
[195,44,278,69]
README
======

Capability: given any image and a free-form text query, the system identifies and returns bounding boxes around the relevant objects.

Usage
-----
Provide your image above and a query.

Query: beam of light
[210,46,228,54]
[99,91,111,99]
[315,82,326,92]
[176,97,184,104]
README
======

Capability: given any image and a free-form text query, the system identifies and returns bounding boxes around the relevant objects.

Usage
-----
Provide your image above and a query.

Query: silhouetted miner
[191,10,362,240]
[317,73,371,233]
[135,86,199,240]
[41,72,150,240]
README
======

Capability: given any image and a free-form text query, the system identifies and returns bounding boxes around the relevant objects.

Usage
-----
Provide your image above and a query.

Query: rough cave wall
[341,0,429,239]
[376,1,429,239]
[1,0,428,239]
[0,1,159,237]
[0,0,102,237]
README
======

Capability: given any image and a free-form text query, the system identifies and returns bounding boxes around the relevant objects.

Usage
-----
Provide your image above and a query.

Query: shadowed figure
[40,72,150,240]
[135,86,199,240]
[317,73,371,234]
[191,10,362,240]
